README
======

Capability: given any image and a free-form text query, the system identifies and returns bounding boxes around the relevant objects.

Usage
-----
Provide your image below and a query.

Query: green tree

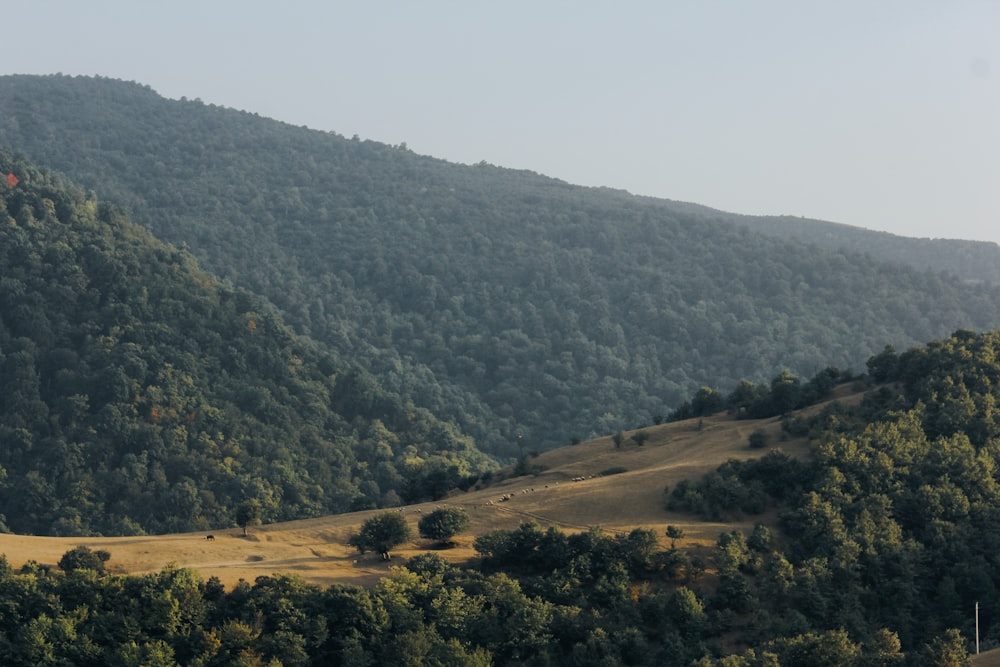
[631,430,651,447]
[236,499,262,537]
[860,628,904,667]
[769,370,802,415]
[58,546,111,573]
[666,525,685,549]
[418,507,470,545]
[350,511,412,560]
[667,586,706,640]
[920,629,971,667]
[770,629,861,667]
[691,386,725,416]
[748,428,767,449]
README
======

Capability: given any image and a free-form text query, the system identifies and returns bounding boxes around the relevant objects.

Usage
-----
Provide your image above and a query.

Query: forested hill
[3,74,1000,457]
[0,152,494,536]
[631,196,1000,286]
[744,215,1000,286]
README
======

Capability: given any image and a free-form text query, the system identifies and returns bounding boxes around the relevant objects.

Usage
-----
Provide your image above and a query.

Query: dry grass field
[0,388,861,590]
[976,648,1000,666]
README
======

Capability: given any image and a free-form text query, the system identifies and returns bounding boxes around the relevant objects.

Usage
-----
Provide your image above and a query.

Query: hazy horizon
[5,1,998,244]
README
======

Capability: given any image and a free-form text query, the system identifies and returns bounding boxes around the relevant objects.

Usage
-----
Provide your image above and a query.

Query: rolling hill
[4,74,1000,459]
[0,151,494,536]
[5,325,1000,663]
[0,392,810,588]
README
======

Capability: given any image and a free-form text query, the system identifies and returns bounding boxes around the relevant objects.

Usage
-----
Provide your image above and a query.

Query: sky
[4,1,999,244]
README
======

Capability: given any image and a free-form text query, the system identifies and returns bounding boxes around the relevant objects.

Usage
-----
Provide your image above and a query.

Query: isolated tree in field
[236,499,262,536]
[631,430,650,447]
[59,545,111,573]
[419,507,470,545]
[349,511,412,560]
[666,525,685,549]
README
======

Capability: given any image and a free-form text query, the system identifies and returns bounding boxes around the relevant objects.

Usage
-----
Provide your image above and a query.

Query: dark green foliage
[671,387,726,420]
[4,75,1000,457]
[674,367,852,424]
[667,453,802,520]
[748,429,768,449]
[919,628,972,667]
[0,151,494,535]
[235,499,262,536]
[867,344,900,382]
[748,214,1000,286]
[666,524,685,549]
[474,522,658,581]
[348,511,412,559]
[511,456,544,477]
[631,430,651,446]
[682,331,1000,661]
[417,507,469,543]
[58,546,110,573]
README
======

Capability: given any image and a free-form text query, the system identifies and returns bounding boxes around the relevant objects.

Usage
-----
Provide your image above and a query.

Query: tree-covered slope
[3,74,1000,457]
[0,152,494,536]
[664,329,1000,661]
[6,332,1000,664]
[742,214,1000,285]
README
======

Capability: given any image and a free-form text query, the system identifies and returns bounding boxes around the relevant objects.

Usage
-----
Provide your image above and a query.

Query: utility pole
[976,601,980,654]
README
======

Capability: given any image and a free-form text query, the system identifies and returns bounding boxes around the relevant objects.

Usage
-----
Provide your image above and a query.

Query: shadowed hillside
[0,151,494,536]
[4,74,1000,457]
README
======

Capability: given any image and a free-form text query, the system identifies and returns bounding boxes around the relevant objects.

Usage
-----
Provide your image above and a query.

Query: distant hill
[742,214,1000,285]
[0,152,494,536]
[3,74,1000,457]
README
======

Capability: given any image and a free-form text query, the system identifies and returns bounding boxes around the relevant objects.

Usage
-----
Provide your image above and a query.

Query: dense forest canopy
[4,74,1000,457]
[0,152,494,536]
[745,214,1000,286]
[5,330,1000,664]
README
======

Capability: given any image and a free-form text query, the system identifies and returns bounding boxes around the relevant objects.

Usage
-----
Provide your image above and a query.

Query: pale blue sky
[5,1,999,244]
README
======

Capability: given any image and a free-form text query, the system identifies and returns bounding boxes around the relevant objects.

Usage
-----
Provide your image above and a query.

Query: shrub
[418,507,470,544]
[59,546,111,573]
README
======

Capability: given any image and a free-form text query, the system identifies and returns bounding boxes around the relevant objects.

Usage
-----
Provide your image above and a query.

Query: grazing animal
[205,534,215,541]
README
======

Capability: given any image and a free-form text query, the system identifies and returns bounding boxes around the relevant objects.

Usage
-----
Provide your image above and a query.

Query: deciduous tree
[349,511,412,560]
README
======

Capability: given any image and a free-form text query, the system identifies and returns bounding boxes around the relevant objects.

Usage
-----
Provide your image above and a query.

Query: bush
[59,546,111,573]
[631,431,651,446]
[748,429,768,449]
[418,507,470,544]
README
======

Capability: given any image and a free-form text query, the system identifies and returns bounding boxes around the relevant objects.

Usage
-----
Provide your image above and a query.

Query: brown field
[1,388,860,590]
[976,648,1000,666]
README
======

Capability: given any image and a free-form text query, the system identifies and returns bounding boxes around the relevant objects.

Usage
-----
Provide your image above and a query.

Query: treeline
[0,152,494,536]
[4,74,1000,455]
[746,214,1000,286]
[0,520,968,666]
[6,330,1000,663]
[668,365,855,422]
[666,329,1000,661]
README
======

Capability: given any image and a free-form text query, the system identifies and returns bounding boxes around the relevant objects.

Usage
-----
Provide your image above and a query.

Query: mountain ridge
[3,74,1000,458]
